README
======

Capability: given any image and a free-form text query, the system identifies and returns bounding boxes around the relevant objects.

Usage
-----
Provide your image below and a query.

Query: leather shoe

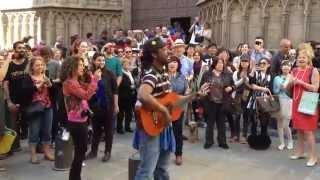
[102,152,111,162]
[86,151,97,160]
[219,144,229,149]
[117,129,125,134]
[203,143,213,149]
[125,128,133,133]
[175,156,183,166]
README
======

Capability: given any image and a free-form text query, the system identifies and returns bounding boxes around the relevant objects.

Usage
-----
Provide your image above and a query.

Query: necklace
[293,68,307,101]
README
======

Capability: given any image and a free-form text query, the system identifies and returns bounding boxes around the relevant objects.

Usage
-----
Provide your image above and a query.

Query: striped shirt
[141,67,171,97]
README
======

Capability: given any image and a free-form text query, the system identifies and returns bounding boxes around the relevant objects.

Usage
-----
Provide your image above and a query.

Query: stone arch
[247,0,263,46]
[308,0,320,42]
[68,13,80,37]
[83,14,94,37]
[10,15,15,43]
[266,0,282,48]
[55,13,65,41]
[97,15,107,36]
[229,0,243,49]
[287,1,304,46]
[111,15,120,32]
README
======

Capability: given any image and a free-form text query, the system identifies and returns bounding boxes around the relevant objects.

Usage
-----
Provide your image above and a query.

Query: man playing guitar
[133,37,209,180]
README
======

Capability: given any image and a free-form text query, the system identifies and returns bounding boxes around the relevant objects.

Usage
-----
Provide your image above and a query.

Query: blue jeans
[135,130,171,180]
[28,108,53,145]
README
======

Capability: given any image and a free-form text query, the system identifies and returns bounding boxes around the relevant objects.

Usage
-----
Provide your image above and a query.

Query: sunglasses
[125,51,132,53]
[255,41,263,45]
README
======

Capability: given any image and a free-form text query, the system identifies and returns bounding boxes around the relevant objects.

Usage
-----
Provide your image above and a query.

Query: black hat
[143,37,166,54]
[240,53,250,61]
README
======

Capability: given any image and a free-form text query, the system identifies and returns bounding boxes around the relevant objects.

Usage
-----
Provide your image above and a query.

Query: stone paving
[1,129,320,180]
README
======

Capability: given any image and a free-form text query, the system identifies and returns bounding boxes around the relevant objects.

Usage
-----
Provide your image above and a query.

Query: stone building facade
[197,0,320,50]
[132,0,198,30]
[0,0,131,48]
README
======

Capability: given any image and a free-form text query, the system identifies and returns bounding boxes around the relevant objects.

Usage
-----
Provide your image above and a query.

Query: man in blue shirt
[250,37,272,69]
[173,39,194,80]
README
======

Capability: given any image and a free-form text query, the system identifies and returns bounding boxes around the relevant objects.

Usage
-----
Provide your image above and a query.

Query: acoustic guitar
[136,92,185,136]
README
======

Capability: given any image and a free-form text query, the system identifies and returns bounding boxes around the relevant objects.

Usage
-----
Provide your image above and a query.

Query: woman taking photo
[167,56,188,165]
[201,58,234,149]
[273,60,293,151]
[61,56,100,180]
[25,56,54,164]
[286,44,319,167]
[87,52,118,162]
[246,57,272,137]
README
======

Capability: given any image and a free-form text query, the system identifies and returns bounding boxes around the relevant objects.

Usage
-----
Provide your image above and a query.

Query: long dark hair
[141,49,154,70]
[91,52,105,72]
[210,57,225,72]
[237,59,251,79]
[60,56,83,82]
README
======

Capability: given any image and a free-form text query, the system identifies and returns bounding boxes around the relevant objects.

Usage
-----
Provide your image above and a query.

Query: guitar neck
[173,92,197,108]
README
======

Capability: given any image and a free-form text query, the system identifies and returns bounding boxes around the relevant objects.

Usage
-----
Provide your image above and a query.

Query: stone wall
[0,0,130,48]
[198,0,320,50]
[132,0,199,29]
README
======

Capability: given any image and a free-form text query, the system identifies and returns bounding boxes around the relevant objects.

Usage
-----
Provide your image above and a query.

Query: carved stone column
[303,0,311,41]
[0,12,4,49]
[241,12,249,43]
[29,13,35,47]
[122,0,132,30]
[6,14,13,48]
[20,14,25,39]
[13,14,19,42]
[36,14,42,44]
[45,11,55,46]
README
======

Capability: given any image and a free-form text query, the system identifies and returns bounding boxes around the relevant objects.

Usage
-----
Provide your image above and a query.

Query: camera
[81,109,94,118]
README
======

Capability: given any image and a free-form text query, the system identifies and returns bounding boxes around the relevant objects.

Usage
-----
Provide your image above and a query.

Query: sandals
[0,165,6,172]
[30,155,40,164]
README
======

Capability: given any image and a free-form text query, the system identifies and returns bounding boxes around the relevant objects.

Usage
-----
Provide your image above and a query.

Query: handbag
[0,128,17,155]
[25,101,46,117]
[298,91,319,115]
[256,90,280,114]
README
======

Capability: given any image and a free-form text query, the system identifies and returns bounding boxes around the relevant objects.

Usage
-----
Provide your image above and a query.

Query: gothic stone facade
[132,0,198,29]
[0,0,131,48]
[197,0,320,50]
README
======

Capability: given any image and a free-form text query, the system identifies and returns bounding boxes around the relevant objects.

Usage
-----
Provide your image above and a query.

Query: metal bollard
[128,152,140,180]
[53,133,73,171]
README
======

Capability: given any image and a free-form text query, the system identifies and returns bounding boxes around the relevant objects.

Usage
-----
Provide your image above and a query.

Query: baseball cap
[143,37,166,53]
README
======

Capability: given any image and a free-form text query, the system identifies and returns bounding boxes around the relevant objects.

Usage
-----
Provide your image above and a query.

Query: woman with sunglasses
[246,57,272,137]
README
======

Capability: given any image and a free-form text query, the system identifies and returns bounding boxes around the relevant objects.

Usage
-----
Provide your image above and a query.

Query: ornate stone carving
[198,0,320,49]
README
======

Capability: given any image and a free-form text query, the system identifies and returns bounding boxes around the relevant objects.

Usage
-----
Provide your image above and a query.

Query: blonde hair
[298,43,314,65]
[27,56,46,75]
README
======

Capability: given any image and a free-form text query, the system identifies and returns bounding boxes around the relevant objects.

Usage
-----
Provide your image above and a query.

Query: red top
[32,78,51,108]
[63,77,98,123]
[292,67,318,131]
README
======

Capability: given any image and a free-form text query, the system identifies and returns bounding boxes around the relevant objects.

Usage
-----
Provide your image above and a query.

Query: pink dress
[292,67,318,131]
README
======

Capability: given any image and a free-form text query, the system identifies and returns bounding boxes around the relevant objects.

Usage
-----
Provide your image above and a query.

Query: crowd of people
[0,16,320,180]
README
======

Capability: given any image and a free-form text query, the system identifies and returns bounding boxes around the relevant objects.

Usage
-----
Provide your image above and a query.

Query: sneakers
[278,144,285,151]
[287,142,294,150]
